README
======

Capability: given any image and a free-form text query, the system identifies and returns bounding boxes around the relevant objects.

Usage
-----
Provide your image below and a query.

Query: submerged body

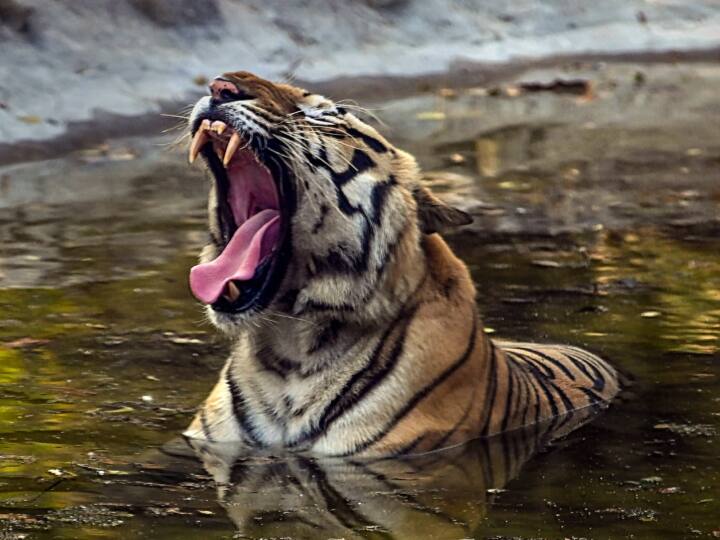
[183,71,620,457]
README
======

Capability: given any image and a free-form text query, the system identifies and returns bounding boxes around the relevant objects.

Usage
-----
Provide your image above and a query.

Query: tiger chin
[182,71,620,458]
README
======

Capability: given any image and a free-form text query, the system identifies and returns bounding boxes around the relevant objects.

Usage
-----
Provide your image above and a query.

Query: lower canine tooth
[226,281,240,302]
[223,133,242,166]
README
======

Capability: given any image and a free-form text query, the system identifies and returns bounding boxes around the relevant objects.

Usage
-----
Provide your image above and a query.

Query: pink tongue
[189,209,280,304]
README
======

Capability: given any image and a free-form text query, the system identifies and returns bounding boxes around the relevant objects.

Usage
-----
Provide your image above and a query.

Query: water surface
[1,61,719,539]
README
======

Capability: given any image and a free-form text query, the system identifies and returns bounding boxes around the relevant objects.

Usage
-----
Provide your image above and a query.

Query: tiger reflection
[180,406,601,539]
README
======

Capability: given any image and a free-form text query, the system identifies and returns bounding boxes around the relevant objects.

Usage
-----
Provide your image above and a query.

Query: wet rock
[519,78,591,96]
[46,505,133,528]
[531,260,562,268]
[598,506,659,522]
[2,337,49,349]
[167,336,204,345]
[365,0,409,7]
[653,423,716,437]
[0,0,33,34]
[129,0,221,27]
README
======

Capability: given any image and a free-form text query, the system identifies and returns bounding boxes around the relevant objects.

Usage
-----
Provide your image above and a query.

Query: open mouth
[187,119,290,314]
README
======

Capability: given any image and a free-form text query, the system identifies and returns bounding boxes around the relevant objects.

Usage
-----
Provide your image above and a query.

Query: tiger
[182,70,620,457]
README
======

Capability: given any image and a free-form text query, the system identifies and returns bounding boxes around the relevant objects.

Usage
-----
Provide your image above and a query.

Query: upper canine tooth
[223,133,242,167]
[188,128,209,164]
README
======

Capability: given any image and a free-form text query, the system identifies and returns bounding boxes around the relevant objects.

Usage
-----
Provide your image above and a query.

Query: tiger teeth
[189,119,240,166]
[223,133,242,167]
[211,121,227,134]
[188,119,211,164]
[225,281,240,302]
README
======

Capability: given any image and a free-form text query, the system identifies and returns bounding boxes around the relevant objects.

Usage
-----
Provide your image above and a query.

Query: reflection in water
[475,137,499,178]
[474,126,550,180]
[181,407,602,539]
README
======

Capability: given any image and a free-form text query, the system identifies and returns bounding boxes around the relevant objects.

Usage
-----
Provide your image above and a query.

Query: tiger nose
[208,79,237,100]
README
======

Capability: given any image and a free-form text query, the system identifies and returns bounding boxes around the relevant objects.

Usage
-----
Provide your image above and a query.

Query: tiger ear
[412,185,473,234]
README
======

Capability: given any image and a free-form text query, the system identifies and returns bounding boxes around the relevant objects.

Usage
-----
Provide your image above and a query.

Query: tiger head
[187,71,471,333]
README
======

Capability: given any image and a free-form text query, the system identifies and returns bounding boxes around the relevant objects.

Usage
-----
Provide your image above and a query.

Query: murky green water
[1,62,719,539]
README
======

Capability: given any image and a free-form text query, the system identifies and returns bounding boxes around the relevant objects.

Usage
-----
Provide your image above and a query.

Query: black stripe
[580,386,605,405]
[370,175,396,224]
[346,127,388,154]
[391,434,427,456]
[479,437,495,487]
[511,346,577,381]
[199,409,215,443]
[298,299,357,313]
[505,426,524,479]
[293,308,416,446]
[328,180,393,271]
[311,203,330,234]
[563,351,605,391]
[428,381,477,452]
[251,380,284,425]
[506,350,555,379]
[578,349,616,382]
[307,319,344,355]
[346,460,467,529]
[300,229,421,316]
[255,345,299,379]
[500,356,518,432]
[508,350,581,423]
[311,176,396,277]
[516,367,532,427]
[568,347,612,388]
[303,146,328,172]
[526,372,542,427]
[336,313,478,456]
[498,428,513,482]
[298,458,392,539]
[511,348,577,422]
[510,358,526,427]
[480,342,499,436]
[276,288,299,309]
[311,245,364,275]
[245,103,282,124]
[546,378,575,414]
[225,369,262,446]
[524,362,560,417]
[331,149,375,186]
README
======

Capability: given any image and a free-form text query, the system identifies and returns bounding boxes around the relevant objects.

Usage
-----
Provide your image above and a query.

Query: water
[1,61,719,539]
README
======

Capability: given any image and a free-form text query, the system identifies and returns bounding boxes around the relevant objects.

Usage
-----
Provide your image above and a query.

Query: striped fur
[185,71,620,457]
